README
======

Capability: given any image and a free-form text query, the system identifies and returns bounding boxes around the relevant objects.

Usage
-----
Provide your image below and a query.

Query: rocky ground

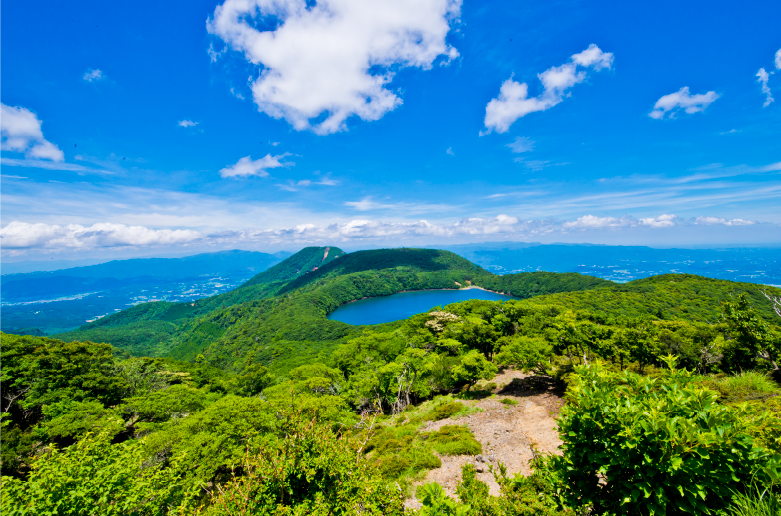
[407,369,565,506]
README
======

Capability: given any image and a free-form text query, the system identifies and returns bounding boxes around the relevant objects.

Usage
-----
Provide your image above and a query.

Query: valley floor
[407,369,564,507]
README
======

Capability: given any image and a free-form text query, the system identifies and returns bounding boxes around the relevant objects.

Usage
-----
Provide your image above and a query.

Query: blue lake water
[327,288,516,326]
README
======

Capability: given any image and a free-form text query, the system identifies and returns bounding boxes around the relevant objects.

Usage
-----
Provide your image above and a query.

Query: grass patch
[721,371,779,394]
[728,486,781,516]
[424,425,482,456]
[500,398,518,406]
[364,424,441,481]
[425,401,464,421]
[699,371,780,404]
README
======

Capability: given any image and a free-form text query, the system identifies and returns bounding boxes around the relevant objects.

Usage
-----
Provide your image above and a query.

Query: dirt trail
[410,370,564,505]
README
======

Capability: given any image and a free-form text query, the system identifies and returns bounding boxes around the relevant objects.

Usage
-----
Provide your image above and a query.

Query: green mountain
[241,246,345,287]
[53,247,608,366]
[4,247,781,514]
[50,247,779,376]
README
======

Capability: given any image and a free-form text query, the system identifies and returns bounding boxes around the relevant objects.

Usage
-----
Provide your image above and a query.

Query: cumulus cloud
[219,153,293,178]
[0,221,201,249]
[757,68,774,107]
[178,120,199,127]
[506,136,535,153]
[648,87,720,119]
[207,0,461,135]
[446,147,454,156]
[776,48,781,70]
[639,214,678,228]
[563,215,634,229]
[1,104,64,161]
[82,69,105,82]
[696,216,755,226]
[483,44,614,134]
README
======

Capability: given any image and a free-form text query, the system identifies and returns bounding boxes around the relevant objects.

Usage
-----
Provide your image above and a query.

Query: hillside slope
[53,248,607,365]
[241,246,345,288]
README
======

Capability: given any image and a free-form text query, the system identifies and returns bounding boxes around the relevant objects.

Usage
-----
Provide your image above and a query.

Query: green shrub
[198,415,405,515]
[0,431,192,516]
[553,358,781,515]
[425,425,482,456]
[500,398,519,406]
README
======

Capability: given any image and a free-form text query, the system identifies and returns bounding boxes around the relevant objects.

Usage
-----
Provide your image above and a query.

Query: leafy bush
[197,414,405,515]
[0,431,191,516]
[451,350,497,390]
[553,358,781,515]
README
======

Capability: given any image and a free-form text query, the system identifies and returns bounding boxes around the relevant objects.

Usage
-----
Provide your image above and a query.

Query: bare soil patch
[408,370,564,506]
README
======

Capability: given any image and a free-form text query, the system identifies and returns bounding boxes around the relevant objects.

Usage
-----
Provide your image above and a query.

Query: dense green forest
[2,247,781,514]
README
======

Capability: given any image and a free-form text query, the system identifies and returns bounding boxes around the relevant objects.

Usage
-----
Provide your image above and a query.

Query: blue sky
[1,0,780,260]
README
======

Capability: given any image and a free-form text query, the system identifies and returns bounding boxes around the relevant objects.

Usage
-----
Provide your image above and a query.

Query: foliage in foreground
[554,358,781,515]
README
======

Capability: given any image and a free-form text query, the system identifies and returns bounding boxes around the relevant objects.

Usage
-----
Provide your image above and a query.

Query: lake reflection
[327,288,515,326]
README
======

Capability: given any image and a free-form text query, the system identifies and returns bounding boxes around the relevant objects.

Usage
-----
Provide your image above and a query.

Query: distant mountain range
[1,250,289,335]
[3,243,778,336]
[435,242,781,286]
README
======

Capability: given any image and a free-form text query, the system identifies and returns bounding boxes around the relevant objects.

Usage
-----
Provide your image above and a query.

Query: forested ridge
[3,247,781,514]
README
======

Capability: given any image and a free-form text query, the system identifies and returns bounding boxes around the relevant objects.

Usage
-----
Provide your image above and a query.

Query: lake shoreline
[328,285,516,325]
[334,284,512,308]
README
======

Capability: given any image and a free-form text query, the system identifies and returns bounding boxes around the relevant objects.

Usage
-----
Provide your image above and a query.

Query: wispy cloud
[483,44,614,134]
[649,87,720,119]
[82,69,105,82]
[506,137,535,153]
[1,158,94,172]
[178,120,199,127]
[756,68,774,107]
[219,153,293,178]
[446,147,454,156]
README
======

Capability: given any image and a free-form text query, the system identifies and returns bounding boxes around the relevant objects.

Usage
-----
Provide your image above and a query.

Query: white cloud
[506,136,535,153]
[446,147,454,156]
[229,87,245,100]
[276,179,316,191]
[639,214,678,228]
[648,87,720,119]
[219,153,293,178]
[563,215,633,229]
[513,158,550,171]
[776,48,781,70]
[1,104,64,161]
[345,196,392,211]
[0,157,106,173]
[178,120,199,127]
[0,221,201,249]
[207,0,461,135]
[756,68,774,107]
[82,69,105,82]
[483,44,613,134]
[720,129,739,135]
[696,216,756,226]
